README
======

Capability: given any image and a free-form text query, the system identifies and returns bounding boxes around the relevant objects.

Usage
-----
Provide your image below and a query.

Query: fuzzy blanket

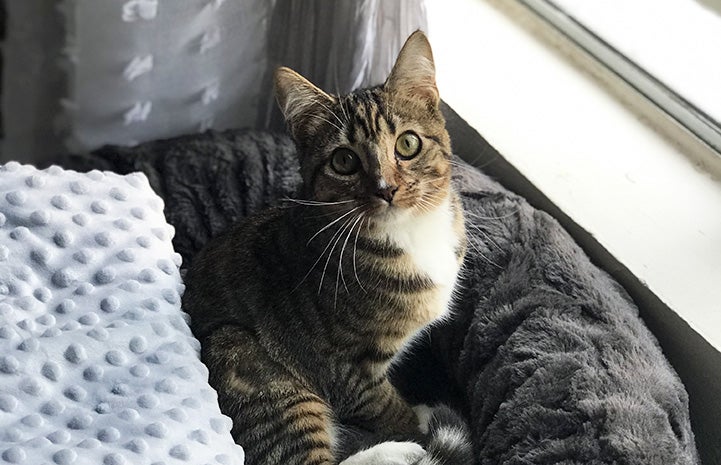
[60,129,700,464]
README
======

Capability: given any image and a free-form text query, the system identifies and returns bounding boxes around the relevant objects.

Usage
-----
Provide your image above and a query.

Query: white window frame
[519,0,721,157]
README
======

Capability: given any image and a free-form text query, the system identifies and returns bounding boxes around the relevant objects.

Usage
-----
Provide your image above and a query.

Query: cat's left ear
[274,67,335,138]
[385,30,439,107]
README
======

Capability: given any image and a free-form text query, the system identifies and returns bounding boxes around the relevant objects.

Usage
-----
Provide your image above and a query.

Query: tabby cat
[182,31,472,465]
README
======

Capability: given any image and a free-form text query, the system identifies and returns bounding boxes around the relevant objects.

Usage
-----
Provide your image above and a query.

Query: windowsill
[427,1,721,461]
[427,0,721,352]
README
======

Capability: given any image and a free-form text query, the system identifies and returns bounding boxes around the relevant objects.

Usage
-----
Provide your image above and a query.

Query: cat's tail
[416,405,474,465]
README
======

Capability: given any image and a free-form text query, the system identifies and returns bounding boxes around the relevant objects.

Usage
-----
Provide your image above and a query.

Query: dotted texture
[0,162,244,465]
[3,1,427,165]
[63,0,274,152]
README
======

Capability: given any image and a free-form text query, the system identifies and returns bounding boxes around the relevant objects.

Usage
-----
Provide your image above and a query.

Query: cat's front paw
[339,441,425,465]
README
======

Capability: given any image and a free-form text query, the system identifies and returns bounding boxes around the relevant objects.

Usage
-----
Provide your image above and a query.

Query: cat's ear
[274,67,335,137]
[385,30,439,107]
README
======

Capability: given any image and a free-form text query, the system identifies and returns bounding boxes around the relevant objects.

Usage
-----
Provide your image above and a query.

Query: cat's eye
[395,131,422,160]
[331,148,361,175]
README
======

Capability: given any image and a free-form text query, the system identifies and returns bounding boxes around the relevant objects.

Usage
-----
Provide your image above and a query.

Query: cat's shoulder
[194,205,295,264]
[210,205,289,242]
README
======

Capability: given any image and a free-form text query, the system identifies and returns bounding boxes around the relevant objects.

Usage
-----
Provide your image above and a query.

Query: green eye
[395,131,422,160]
[331,148,361,175]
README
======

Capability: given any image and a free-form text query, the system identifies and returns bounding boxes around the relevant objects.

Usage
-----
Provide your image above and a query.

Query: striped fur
[183,31,471,465]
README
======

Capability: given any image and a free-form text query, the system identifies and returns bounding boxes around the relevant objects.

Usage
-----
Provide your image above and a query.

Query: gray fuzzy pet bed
[60,128,700,464]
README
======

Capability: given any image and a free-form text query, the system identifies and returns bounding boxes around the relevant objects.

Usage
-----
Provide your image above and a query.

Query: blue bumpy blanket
[0,162,244,465]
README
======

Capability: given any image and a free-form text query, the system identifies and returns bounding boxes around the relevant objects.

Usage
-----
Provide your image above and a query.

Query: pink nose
[375,186,398,203]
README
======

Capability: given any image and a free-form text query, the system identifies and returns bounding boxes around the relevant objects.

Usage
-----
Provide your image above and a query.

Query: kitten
[182,31,472,465]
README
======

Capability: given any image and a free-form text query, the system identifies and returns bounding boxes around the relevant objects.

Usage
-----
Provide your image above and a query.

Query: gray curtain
[0,0,427,166]
[259,0,428,129]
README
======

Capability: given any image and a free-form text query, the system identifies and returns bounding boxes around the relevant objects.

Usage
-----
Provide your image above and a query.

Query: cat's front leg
[334,378,426,464]
[344,378,423,441]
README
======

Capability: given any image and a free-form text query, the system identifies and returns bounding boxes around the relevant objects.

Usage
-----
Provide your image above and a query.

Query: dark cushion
[58,127,699,464]
[60,130,301,268]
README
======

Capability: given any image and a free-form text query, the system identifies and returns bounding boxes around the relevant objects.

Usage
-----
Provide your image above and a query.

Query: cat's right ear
[385,31,439,108]
[274,67,335,138]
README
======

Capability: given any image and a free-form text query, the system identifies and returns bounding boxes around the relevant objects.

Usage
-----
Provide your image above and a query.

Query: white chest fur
[377,197,461,319]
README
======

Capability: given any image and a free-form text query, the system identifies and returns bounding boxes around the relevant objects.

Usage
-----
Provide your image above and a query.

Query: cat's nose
[375,186,398,204]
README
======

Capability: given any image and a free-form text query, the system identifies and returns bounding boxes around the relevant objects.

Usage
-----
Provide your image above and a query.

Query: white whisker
[283,197,356,206]
[293,213,355,293]
[306,206,361,245]
[307,113,344,133]
[415,176,446,185]
[466,236,502,268]
[466,222,503,253]
[450,154,500,171]
[352,214,367,293]
[319,216,356,295]
[336,94,350,123]
[309,97,346,128]
[464,209,520,221]
[335,213,364,307]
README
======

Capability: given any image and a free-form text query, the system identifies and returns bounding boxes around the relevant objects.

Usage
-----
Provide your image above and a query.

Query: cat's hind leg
[203,325,336,465]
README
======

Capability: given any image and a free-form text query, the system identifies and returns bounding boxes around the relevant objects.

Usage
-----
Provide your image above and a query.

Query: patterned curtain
[0,0,427,165]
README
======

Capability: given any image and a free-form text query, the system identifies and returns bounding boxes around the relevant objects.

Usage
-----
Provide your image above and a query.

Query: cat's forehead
[338,86,398,145]
[342,87,389,120]
[345,86,384,103]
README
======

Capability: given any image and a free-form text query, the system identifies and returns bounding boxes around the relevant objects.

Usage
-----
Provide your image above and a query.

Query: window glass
[553,0,721,123]
[521,0,721,155]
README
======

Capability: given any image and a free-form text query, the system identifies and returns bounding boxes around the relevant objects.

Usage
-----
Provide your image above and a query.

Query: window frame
[516,0,721,157]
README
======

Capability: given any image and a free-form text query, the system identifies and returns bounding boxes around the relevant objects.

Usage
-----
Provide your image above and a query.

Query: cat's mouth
[368,193,409,212]
[365,192,438,225]
[367,186,416,210]
[337,188,446,229]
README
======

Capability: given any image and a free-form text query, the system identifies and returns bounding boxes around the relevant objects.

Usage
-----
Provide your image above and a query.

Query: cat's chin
[367,203,411,228]
[367,201,433,228]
